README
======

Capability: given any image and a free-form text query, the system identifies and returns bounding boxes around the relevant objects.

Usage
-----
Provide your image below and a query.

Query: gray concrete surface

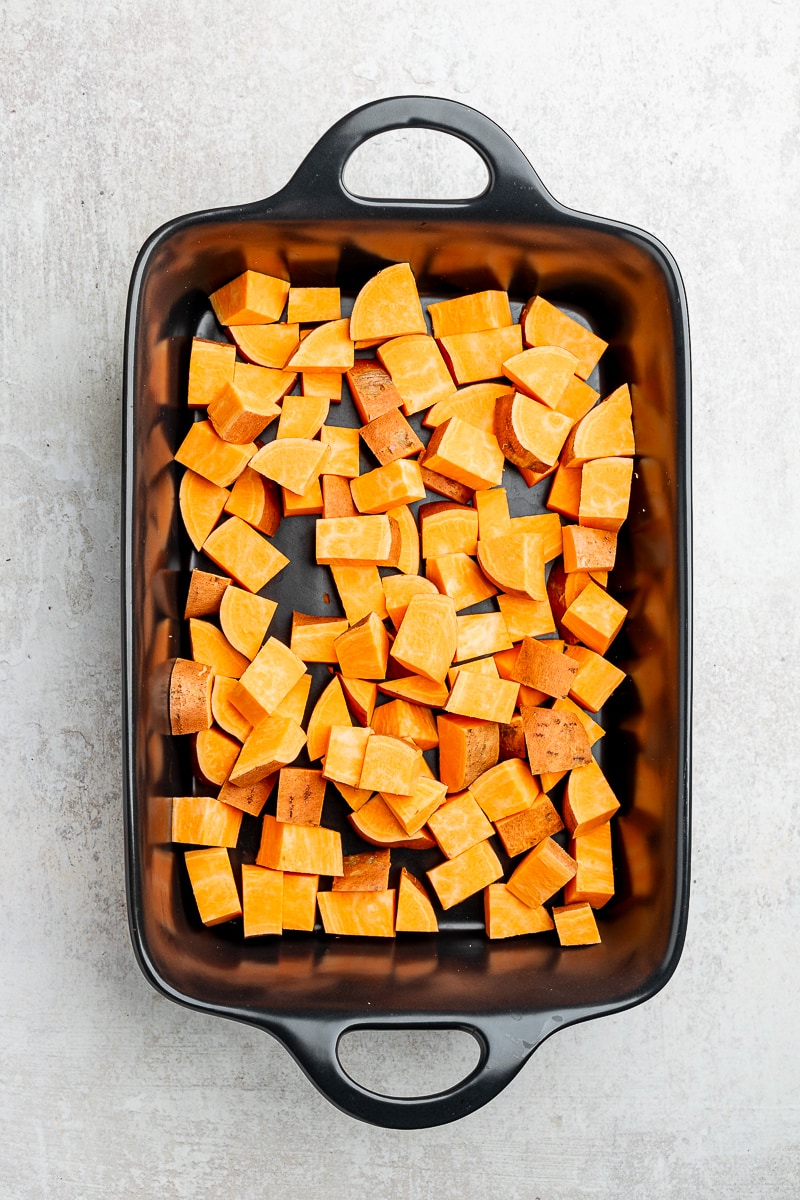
[2,1,798,1195]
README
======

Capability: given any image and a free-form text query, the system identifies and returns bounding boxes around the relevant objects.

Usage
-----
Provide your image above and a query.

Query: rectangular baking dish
[122,96,691,1128]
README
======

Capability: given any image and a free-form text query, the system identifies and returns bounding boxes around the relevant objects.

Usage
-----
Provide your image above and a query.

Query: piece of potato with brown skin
[169,659,214,735]
[331,848,391,892]
[346,359,404,423]
[520,706,592,775]
[276,768,327,826]
[494,392,573,473]
[184,570,230,619]
[360,408,424,465]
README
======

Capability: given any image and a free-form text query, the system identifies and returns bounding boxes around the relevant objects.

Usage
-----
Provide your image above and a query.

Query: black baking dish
[122,96,691,1128]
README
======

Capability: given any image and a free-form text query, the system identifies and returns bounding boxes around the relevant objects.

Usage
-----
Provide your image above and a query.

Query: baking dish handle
[277,1013,555,1129]
[266,94,561,217]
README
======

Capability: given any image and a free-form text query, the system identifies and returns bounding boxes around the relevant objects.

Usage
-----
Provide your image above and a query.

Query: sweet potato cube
[427,790,494,859]
[553,696,605,746]
[426,552,498,611]
[469,757,540,822]
[377,334,456,415]
[419,464,474,504]
[552,902,601,945]
[287,286,341,323]
[231,638,307,725]
[187,338,236,408]
[283,480,321,517]
[547,462,583,519]
[210,270,289,325]
[422,417,504,490]
[169,659,213,735]
[334,611,389,680]
[561,580,627,654]
[242,864,283,937]
[351,459,426,513]
[484,884,554,938]
[477,532,546,601]
[419,502,478,558]
[360,408,424,465]
[494,795,564,858]
[358,734,421,796]
[381,775,447,835]
[230,715,307,787]
[503,345,578,409]
[562,525,617,573]
[318,425,360,477]
[317,889,396,936]
[276,394,330,440]
[564,645,626,712]
[437,714,499,792]
[521,296,607,380]
[276,768,326,826]
[189,618,250,679]
[349,795,435,850]
[229,324,300,369]
[184,569,230,619]
[176,421,256,489]
[302,370,343,400]
[339,677,378,727]
[290,612,349,663]
[219,588,278,660]
[332,563,389,623]
[257,814,343,877]
[250,437,330,495]
[445,672,518,725]
[332,848,391,892]
[564,759,620,835]
[378,674,450,707]
[225,466,282,536]
[203,516,289,593]
[427,839,503,910]
[561,384,635,466]
[439,326,523,384]
[521,706,593,775]
[579,457,634,532]
[455,613,512,662]
[386,503,420,575]
[507,836,577,908]
[212,676,253,742]
[495,392,573,472]
[322,475,358,518]
[286,318,354,371]
[185,848,241,925]
[510,637,579,699]
[282,872,319,931]
[272,674,312,726]
[306,677,351,761]
[391,592,457,683]
[428,291,513,338]
[497,593,556,641]
[424,382,513,434]
[396,869,439,932]
[346,359,404,423]
[349,263,427,342]
[372,699,438,751]
[171,795,243,847]
[218,774,277,818]
[315,515,399,566]
[509,512,563,562]
[323,725,372,787]
[475,487,511,540]
[208,378,288,444]
[381,575,438,629]
[565,820,614,907]
[556,375,599,423]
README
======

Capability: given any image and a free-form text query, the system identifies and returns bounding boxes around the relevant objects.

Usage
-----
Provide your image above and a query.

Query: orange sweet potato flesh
[250,437,330,495]
[277,395,330,440]
[334,611,389,680]
[359,734,421,796]
[562,526,617,573]
[179,469,229,551]
[390,593,457,683]
[350,263,427,342]
[419,502,478,558]
[175,420,256,487]
[521,706,593,775]
[211,676,253,742]
[286,317,354,371]
[232,637,307,726]
[561,579,627,655]
[495,393,573,473]
[439,326,523,385]
[484,884,554,938]
[503,346,578,409]
[224,466,281,537]
[257,814,343,876]
[333,563,389,623]
[332,848,391,892]
[377,334,456,415]
[184,569,231,619]
[547,462,583,519]
[427,791,494,860]
[386,504,420,576]
[427,839,503,910]
[272,673,313,726]
[423,417,505,491]
[552,902,601,945]
[424,382,513,434]
[306,677,352,761]
[497,593,556,642]
[564,644,626,712]
[381,575,438,629]
[506,836,577,908]
[169,658,213,735]
[303,371,343,401]
[498,712,527,761]
[208,378,287,444]
[230,715,306,787]
[276,767,326,825]
[561,384,635,466]
[188,338,236,408]
[371,698,439,751]
[322,475,358,519]
[203,516,289,593]
[477,532,546,601]
[346,359,404,423]
[378,674,449,707]
[229,323,300,368]
[509,512,563,562]
[445,672,518,725]
[564,820,614,907]
[381,775,446,835]
[454,613,512,662]
[437,713,499,792]
[316,515,400,566]
[428,291,513,338]
[349,795,436,850]
[351,459,426,514]
[323,725,372,787]
[510,636,579,699]
[171,794,243,847]
[282,872,320,931]
[579,457,634,532]
[287,286,341,323]
[290,612,349,663]
[242,864,283,937]
[191,726,241,787]
[469,756,540,822]
[563,760,620,836]
[426,552,498,612]
[189,618,250,679]
[219,588,278,660]
[319,425,360,476]
[360,408,424,465]
[396,869,438,932]
[317,889,396,937]
[210,270,289,325]
[185,848,242,925]
[419,465,474,505]
[521,296,608,380]
[282,474,322,517]
[339,677,378,727]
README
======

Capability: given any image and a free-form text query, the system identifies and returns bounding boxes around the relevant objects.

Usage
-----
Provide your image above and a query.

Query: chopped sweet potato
[381,575,438,628]
[257,814,343,876]
[360,408,424,465]
[377,334,456,414]
[229,323,300,368]
[439,326,523,384]
[179,469,229,551]
[272,674,313,726]
[448,656,499,685]
[423,382,513,434]
[230,715,306,786]
[561,384,634,466]
[339,676,378,726]
[346,359,404,423]
[171,794,243,847]
[579,457,634,532]
[395,869,439,932]
[381,775,447,835]
[503,346,578,409]
[287,286,341,323]
[242,864,283,937]
[332,563,389,623]
[349,263,427,342]
[521,706,593,774]
[187,338,236,408]
[422,417,505,491]
[475,487,511,540]
[359,734,421,796]
[231,638,307,726]
[218,774,277,818]
[372,698,438,751]
[495,392,573,473]
[507,836,577,908]
[378,674,450,707]
[318,425,360,477]
[419,464,474,504]
[250,437,330,495]
[176,420,257,487]
[497,593,556,641]
[306,677,352,761]
[427,839,503,909]
[351,459,426,513]
[552,902,601,945]
[494,795,564,857]
[322,474,358,518]
[477,532,546,601]
[191,726,240,787]
[484,884,554,938]
[184,569,231,619]
[390,592,457,683]
[564,820,614,907]
[385,504,420,575]
[334,611,389,679]
[426,552,498,611]
[563,759,620,835]
[564,644,626,712]
[317,889,396,936]
[302,370,343,401]
[282,872,320,930]
[469,757,540,822]
[211,676,253,742]
[276,394,330,440]
[208,377,288,443]
[286,317,354,371]
[315,515,400,566]
[290,612,349,663]
[189,617,250,679]
[203,515,289,593]
[427,790,494,859]
[562,525,617,573]
[185,848,242,925]
[323,725,373,788]
[210,270,289,325]
[349,795,436,850]
[521,296,607,380]
[219,588,278,660]
[498,712,527,761]
[510,636,579,699]
[428,291,513,338]
[455,612,512,662]
[332,848,391,892]
[276,767,326,826]
[282,477,323,516]
[224,466,282,536]
[546,461,583,519]
[561,579,627,654]
[509,512,563,561]
[169,658,214,735]
[419,501,478,558]
[437,713,499,792]
[445,671,518,725]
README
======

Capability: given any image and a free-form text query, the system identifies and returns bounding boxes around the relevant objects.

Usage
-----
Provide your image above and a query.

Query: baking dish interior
[126,212,688,1021]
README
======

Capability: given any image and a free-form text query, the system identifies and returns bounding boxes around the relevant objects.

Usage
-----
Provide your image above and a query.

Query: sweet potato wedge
[208,378,288,444]
[510,636,579,699]
[322,474,359,519]
[454,613,512,662]
[503,345,578,409]
[276,767,326,826]
[477,532,546,601]
[189,618,250,680]
[360,408,424,465]
[426,552,498,611]
[287,286,341,323]
[552,902,601,945]
[377,674,450,707]
[230,715,306,787]
[371,699,439,751]
[349,263,427,342]
[494,794,564,858]
[445,671,518,725]
[506,836,577,909]
[563,759,620,836]
[242,864,283,937]
[211,676,253,742]
[546,462,583,519]
[427,790,494,860]
[334,611,390,680]
[520,296,607,380]
[250,437,330,495]
[561,579,627,654]
[419,501,478,558]
[302,370,343,401]
[323,725,373,787]
[217,774,277,818]
[564,644,626,712]
[332,848,391,892]
[419,464,474,505]
[231,637,307,726]
[272,673,313,726]
[390,593,458,683]
[351,459,426,513]
[395,869,439,932]
[579,457,634,532]
[469,757,541,823]
[276,395,330,441]
[562,526,617,574]
[437,713,499,792]
[229,323,300,369]
[317,425,360,477]
[306,677,352,762]
[428,291,513,338]
[286,318,354,371]
[521,706,593,774]
[377,334,456,415]
[339,676,378,726]
[290,612,349,663]
[219,588,278,660]
[187,337,236,408]
[257,814,343,876]
[349,795,437,850]
[203,516,289,593]
[561,384,635,466]
[358,734,422,796]
[385,504,420,575]
[282,872,320,931]
[179,469,229,551]
[346,359,404,423]
[282,478,323,517]
[556,375,600,423]
[332,563,389,623]
[494,392,573,473]
[564,820,614,908]
[381,574,438,628]
[496,593,556,642]
[315,515,400,566]
[224,465,282,536]
[423,382,513,434]
[484,884,554,938]
[381,775,447,835]
[191,726,241,787]
[317,889,396,937]
[184,569,231,619]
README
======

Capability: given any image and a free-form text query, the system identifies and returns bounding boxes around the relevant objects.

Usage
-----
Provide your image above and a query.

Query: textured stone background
[2,1,798,1195]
